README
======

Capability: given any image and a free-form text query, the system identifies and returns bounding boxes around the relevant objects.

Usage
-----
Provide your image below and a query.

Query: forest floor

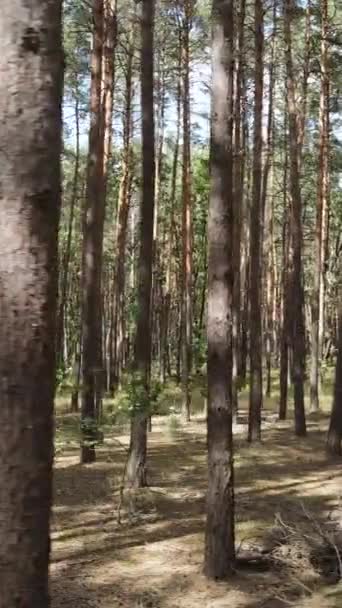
[51,389,342,608]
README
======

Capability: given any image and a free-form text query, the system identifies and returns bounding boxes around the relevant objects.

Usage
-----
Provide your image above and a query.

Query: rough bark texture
[284,0,306,437]
[205,0,235,580]
[248,0,264,442]
[81,0,105,463]
[310,0,330,412]
[126,0,155,488]
[0,1,62,605]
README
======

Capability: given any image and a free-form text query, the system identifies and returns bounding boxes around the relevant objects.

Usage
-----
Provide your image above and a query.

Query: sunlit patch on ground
[51,402,342,607]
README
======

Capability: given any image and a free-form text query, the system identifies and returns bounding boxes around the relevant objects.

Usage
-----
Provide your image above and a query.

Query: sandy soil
[51,411,342,608]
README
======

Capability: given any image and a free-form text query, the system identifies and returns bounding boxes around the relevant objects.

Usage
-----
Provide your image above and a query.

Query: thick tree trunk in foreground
[248,0,264,442]
[126,0,155,488]
[81,0,105,463]
[284,0,306,437]
[0,1,62,604]
[310,0,330,412]
[327,294,342,455]
[205,0,235,580]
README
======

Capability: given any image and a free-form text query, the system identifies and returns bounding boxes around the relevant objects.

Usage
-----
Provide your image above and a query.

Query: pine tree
[248,0,264,442]
[0,1,62,603]
[126,0,156,487]
[205,0,235,580]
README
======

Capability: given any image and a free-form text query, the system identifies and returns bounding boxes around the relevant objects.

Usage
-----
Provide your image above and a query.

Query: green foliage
[193,330,207,369]
[155,381,183,415]
[109,373,162,420]
[58,0,342,410]
[108,377,184,422]
[55,367,67,390]
[55,364,78,395]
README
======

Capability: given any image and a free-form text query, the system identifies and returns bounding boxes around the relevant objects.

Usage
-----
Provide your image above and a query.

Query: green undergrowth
[55,365,335,453]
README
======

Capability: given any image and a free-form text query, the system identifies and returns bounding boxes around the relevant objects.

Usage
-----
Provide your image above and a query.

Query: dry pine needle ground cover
[51,397,342,608]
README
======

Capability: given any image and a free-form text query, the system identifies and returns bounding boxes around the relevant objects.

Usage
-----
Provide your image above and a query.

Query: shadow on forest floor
[51,406,342,608]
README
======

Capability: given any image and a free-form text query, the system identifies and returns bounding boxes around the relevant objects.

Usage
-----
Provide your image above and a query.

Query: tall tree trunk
[102,0,117,391]
[279,140,289,420]
[262,0,276,398]
[232,0,246,413]
[284,0,306,437]
[239,72,250,387]
[126,0,155,488]
[248,0,264,442]
[297,0,311,164]
[81,0,105,463]
[153,46,166,383]
[198,246,208,336]
[272,220,279,361]
[111,28,134,392]
[265,166,275,398]
[181,0,193,421]
[160,42,182,383]
[310,0,330,412]
[71,343,82,413]
[0,1,62,603]
[205,0,235,580]
[102,0,117,182]
[56,95,80,371]
[327,285,342,455]
[260,0,276,222]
